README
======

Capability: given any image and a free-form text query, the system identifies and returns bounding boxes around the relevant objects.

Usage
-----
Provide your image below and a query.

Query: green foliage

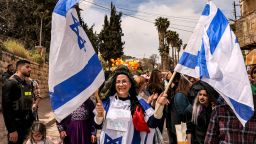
[155,17,170,70]
[165,30,180,47]
[158,44,169,56]
[165,29,183,64]
[2,39,44,64]
[0,0,56,51]
[99,3,125,67]
[155,17,170,32]
[3,39,29,58]
[230,23,236,32]
[31,53,44,64]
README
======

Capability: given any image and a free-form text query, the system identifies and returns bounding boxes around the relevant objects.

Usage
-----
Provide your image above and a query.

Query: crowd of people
[1,61,256,144]
[1,60,43,144]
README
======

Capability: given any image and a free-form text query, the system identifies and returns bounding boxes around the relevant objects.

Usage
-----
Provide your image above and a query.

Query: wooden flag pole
[95,90,102,103]
[164,71,177,94]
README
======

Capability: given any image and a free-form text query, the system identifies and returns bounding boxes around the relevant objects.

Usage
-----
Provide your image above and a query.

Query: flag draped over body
[175,1,254,126]
[49,0,104,122]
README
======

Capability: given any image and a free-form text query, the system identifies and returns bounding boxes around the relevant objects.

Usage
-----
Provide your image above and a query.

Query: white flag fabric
[49,0,104,122]
[175,1,254,126]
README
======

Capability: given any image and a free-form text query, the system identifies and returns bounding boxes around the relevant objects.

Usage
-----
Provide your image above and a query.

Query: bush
[3,39,29,59]
[2,39,45,64]
[31,53,44,64]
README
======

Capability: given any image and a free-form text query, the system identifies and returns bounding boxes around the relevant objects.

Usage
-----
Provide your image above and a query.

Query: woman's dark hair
[30,122,46,143]
[167,73,181,97]
[149,69,162,84]
[199,81,219,101]
[101,65,142,115]
[134,76,147,93]
[176,76,191,96]
[104,70,112,80]
[147,69,164,95]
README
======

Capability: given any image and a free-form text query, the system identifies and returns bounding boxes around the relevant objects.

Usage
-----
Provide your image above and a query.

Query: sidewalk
[38,97,61,143]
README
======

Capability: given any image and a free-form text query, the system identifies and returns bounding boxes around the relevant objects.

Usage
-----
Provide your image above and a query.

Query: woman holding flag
[94,66,168,144]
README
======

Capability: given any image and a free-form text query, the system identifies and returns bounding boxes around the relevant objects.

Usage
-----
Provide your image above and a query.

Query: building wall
[0,50,49,98]
[240,0,256,17]
[235,1,256,50]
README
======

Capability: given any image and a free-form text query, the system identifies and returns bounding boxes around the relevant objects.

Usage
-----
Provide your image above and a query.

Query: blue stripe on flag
[198,41,210,78]
[139,99,151,111]
[178,52,198,69]
[144,133,148,144]
[50,54,102,110]
[235,37,239,43]
[132,130,141,143]
[207,9,229,54]
[229,97,254,121]
[202,4,210,16]
[54,0,79,16]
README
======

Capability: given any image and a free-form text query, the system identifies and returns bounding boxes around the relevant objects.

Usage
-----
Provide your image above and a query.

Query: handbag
[175,122,188,144]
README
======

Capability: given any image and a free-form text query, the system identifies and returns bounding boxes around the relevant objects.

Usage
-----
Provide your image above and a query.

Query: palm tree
[165,30,179,66]
[175,39,182,62]
[155,17,169,71]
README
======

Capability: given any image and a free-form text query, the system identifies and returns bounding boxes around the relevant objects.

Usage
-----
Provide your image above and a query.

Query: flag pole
[164,71,177,94]
[95,90,102,103]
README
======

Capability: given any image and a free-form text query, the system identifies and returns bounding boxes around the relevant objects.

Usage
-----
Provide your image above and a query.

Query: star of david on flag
[175,1,254,126]
[70,13,86,50]
[49,0,104,122]
[104,134,122,144]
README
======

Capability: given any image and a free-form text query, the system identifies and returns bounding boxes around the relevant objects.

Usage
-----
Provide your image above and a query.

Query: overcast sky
[79,0,240,60]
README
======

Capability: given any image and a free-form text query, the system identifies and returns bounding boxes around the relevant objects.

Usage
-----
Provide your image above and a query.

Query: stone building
[235,0,256,50]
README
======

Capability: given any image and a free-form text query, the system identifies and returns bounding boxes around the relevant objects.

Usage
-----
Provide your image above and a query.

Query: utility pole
[233,1,240,20]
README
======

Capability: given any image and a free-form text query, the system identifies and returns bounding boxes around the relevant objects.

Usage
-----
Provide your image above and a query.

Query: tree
[0,0,56,51]
[99,3,124,68]
[175,39,182,62]
[149,54,158,69]
[165,30,183,65]
[165,30,177,59]
[155,17,170,71]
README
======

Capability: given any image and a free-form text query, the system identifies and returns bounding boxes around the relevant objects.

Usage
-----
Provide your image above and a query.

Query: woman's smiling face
[115,74,131,98]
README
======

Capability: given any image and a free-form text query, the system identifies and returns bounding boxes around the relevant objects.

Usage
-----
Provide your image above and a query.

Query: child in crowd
[26,122,53,144]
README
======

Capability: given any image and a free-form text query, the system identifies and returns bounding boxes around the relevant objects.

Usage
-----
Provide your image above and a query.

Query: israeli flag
[175,1,254,126]
[49,0,104,122]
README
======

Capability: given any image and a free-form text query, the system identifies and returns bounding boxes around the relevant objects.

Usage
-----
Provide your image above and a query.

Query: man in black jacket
[2,64,15,82]
[2,60,34,144]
